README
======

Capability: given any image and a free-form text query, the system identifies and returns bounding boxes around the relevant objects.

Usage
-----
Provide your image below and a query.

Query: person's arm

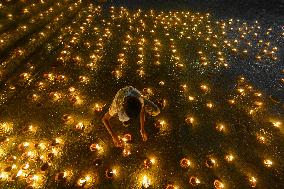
[140,107,147,141]
[102,112,122,147]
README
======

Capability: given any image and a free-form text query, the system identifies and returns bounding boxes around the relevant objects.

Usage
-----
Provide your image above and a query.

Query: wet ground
[0,1,283,189]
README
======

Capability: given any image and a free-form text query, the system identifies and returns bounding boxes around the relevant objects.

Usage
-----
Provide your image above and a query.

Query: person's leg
[102,112,122,147]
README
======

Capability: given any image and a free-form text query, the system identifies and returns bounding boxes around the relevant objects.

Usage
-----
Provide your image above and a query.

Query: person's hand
[112,136,122,147]
[140,130,148,141]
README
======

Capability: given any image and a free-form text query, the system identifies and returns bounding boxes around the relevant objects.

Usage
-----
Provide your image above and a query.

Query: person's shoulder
[116,86,131,93]
[119,85,132,92]
[121,86,140,93]
[123,85,134,90]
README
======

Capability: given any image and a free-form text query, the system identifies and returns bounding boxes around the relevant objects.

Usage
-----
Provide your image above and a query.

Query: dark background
[102,0,284,19]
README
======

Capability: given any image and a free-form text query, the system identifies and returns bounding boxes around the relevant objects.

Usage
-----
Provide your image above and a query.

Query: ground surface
[0,1,283,189]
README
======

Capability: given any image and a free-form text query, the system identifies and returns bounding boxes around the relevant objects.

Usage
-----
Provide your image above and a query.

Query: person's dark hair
[123,96,142,119]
